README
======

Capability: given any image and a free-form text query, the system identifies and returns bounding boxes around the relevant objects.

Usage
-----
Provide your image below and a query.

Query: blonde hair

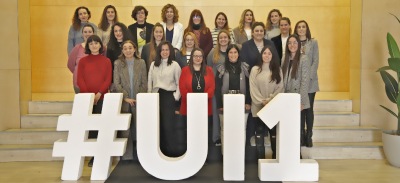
[180,32,199,55]
[213,30,231,63]
[238,9,255,34]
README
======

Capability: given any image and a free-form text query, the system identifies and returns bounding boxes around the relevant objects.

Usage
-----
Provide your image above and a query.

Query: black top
[128,22,154,49]
[166,28,174,43]
[271,34,283,64]
[192,70,205,92]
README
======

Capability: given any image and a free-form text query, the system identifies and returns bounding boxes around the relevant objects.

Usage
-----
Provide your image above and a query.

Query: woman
[161,4,184,49]
[179,47,215,153]
[148,41,181,157]
[249,45,283,159]
[107,22,133,71]
[97,5,118,46]
[175,32,199,68]
[233,9,255,45]
[67,6,98,54]
[265,9,282,40]
[128,5,154,53]
[141,23,166,71]
[271,17,292,61]
[114,40,147,160]
[68,24,94,93]
[184,9,213,57]
[215,44,250,147]
[77,35,112,167]
[211,12,236,47]
[207,30,231,144]
[294,20,319,147]
[282,34,311,148]
[240,22,275,147]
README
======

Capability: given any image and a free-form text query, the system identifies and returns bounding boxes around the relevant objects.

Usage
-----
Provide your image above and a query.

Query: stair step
[314,112,359,127]
[313,126,381,142]
[0,144,63,162]
[29,101,72,114]
[21,114,59,128]
[314,100,352,112]
[0,129,67,144]
[300,142,384,159]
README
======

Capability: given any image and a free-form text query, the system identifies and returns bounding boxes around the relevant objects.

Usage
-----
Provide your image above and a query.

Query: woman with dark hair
[233,9,255,45]
[77,35,112,166]
[97,5,118,46]
[184,9,213,57]
[211,12,236,47]
[128,5,154,53]
[161,4,184,49]
[294,20,319,147]
[271,17,292,62]
[113,40,147,161]
[175,32,199,68]
[282,34,311,148]
[68,24,95,93]
[240,21,276,149]
[141,23,166,71]
[265,9,282,40]
[249,45,283,159]
[148,41,181,157]
[215,44,250,147]
[107,22,133,72]
[67,6,98,54]
[179,47,215,152]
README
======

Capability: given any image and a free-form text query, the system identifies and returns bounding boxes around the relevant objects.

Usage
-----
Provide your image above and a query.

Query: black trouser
[89,99,103,139]
[301,92,316,134]
[254,117,276,159]
[159,89,179,157]
[246,113,255,146]
[178,115,213,156]
[118,102,136,160]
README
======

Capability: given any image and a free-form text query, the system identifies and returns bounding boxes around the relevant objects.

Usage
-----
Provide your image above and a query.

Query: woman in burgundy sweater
[184,9,213,57]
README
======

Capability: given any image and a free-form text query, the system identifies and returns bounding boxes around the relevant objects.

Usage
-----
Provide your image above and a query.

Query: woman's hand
[94,92,102,105]
[245,104,251,111]
[124,98,136,106]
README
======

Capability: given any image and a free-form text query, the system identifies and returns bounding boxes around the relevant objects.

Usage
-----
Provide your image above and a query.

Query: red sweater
[77,54,112,98]
[179,66,215,116]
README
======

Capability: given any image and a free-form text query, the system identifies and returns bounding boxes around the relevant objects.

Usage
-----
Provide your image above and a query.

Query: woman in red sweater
[179,47,215,154]
[77,34,112,166]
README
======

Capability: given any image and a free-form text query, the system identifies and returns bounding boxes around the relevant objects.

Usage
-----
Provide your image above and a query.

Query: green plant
[377,13,400,136]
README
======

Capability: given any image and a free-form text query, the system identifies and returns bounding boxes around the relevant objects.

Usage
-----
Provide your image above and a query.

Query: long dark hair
[185,9,209,34]
[188,47,207,76]
[282,35,301,79]
[107,22,133,51]
[98,5,118,31]
[255,45,281,84]
[224,44,242,74]
[84,35,104,54]
[294,20,312,40]
[147,23,166,66]
[154,41,175,67]
[72,6,91,31]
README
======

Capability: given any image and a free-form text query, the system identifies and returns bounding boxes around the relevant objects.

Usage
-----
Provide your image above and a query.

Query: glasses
[287,41,298,45]
[193,15,201,19]
[193,55,203,59]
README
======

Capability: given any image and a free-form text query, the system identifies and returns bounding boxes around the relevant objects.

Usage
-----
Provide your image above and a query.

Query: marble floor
[0,159,399,183]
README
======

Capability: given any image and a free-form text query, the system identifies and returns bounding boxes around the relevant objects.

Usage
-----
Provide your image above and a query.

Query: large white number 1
[257,93,319,181]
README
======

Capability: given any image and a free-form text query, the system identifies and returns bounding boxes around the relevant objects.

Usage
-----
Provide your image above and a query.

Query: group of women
[67,5,319,164]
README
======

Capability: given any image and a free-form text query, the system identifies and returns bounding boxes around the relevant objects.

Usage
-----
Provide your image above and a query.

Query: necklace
[300,39,307,54]
[194,72,202,90]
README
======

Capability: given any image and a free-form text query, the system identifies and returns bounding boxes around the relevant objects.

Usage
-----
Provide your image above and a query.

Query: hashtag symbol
[52,93,131,180]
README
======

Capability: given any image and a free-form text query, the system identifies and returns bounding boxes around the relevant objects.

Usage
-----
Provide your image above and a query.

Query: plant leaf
[388,58,400,72]
[390,13,400,24]
[376,66,391,72]
[380,70,398,103]
[380,105,398,118]
[387,33,400,58]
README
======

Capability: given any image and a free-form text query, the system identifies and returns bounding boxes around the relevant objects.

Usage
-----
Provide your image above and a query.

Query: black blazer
[271,34,283,64]
[240,38,276,70]
[128,22,154,48]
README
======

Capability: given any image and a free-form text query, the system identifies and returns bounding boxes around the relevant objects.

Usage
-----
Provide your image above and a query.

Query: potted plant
[377,13,400,167]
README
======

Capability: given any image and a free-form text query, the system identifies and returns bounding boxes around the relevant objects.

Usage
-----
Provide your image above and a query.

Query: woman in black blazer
[128,5,154,53]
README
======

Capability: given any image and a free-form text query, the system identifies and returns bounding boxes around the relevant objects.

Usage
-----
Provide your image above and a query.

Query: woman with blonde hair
[265,9,282,40]
[233,9,255,45]
[175,32,199,68]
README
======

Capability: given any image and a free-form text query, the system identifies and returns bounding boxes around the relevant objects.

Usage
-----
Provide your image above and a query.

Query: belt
[227,90,241,94]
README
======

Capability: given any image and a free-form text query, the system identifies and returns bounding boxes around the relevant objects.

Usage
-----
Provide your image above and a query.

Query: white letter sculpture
[223,94,245,181]
[53,93,131,180]
[136,93,208,180]
[257,93,319,181]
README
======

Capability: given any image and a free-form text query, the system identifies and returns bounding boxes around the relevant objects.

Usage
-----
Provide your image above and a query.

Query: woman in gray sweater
[249,45,283,159]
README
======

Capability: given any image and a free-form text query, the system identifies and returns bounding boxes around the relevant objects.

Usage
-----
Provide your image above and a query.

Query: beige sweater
[249,63,284,117]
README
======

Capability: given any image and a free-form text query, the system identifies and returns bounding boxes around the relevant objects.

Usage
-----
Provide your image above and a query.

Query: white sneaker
[250,136,256,146]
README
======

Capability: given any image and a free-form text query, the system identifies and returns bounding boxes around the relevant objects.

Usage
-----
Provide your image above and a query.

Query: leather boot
[270,136,276,159]
[306,131,313,147]
[255,134,265,159]
[301,129,306,146]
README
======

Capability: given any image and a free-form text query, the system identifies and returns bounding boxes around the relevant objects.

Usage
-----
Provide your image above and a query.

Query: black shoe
[306,131,313,147]
[88,157,94,167]
[214,139,221,146]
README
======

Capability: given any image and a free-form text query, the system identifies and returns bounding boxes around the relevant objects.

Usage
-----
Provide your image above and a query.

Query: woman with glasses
[175,32,199,68]
[184,9,213,57]
[128,5,154,53]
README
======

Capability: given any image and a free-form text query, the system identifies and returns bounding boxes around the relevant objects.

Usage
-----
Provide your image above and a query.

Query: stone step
[0,128,67,144]
[300,142,384,159]
[28,100,352,114]
[0,144,63,162]
[313,126,381,142]
[314,112,359,127]
[21,114,59,128]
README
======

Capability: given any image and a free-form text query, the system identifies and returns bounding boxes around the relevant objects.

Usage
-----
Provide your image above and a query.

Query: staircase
[0,97,384,162]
